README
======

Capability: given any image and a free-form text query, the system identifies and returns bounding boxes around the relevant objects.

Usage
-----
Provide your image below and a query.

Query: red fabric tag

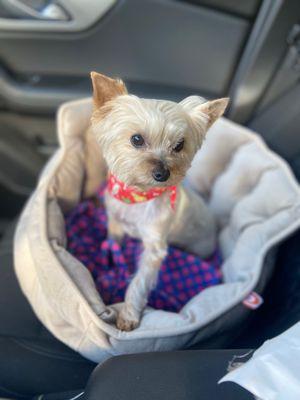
[243,291,264,310]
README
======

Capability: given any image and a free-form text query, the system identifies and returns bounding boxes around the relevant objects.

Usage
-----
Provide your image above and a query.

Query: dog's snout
[152,162,170,182]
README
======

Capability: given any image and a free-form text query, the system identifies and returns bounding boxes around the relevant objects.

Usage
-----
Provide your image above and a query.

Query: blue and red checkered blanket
[65,185,222,312]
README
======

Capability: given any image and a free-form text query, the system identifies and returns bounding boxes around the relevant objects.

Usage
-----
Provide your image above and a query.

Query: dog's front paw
[116,307,140,332]
[116,315,139,332]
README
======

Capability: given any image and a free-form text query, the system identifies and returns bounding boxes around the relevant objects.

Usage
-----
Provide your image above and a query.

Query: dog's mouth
[133,176,183,191]
[130,179,169,191]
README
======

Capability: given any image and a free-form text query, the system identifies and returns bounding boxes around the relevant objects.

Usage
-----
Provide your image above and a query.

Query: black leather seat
[2,218,300,399]
[83,350,253,400]
[0,224,252,400]
[0,224,95,399]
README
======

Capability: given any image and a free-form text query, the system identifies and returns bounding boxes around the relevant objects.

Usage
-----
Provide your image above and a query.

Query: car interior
[1,0,300,399]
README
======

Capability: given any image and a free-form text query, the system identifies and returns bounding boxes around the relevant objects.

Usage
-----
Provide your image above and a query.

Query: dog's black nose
[152,164,170,182]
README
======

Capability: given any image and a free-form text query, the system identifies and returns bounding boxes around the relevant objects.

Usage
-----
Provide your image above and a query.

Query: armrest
[84,349,253,400]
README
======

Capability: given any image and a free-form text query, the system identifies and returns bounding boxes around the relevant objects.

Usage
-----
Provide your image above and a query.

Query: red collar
[107,173,177,210]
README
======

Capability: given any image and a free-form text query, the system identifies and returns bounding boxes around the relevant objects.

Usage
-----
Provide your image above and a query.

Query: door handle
[0,0,116,32]
[0,0,69,21]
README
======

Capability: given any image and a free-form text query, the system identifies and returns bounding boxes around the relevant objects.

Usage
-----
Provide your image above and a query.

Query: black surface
[85,350,253,400]
[250,84,300,163]
[231,228,300,348]
[0,225,95,399]
[32,390,84,400]
[0,124,44,219]
[229,0,300,124]
[180,0,261,19]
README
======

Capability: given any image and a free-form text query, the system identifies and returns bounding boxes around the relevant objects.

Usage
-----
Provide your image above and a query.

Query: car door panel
[0,0,253,114]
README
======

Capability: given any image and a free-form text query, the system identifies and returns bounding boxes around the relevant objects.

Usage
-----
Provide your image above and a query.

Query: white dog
[90,72,228,331]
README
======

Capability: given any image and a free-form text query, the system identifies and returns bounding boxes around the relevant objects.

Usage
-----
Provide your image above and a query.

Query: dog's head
[91,72,228,190]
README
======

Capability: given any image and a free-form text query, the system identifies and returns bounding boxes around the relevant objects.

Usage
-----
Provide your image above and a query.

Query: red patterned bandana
[107,173,177,210]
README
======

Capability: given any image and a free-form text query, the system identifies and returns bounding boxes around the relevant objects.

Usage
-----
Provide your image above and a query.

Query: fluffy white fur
[90,72,228,331]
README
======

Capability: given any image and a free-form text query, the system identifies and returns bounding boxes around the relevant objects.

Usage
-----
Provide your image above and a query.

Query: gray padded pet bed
[14,97,300,362]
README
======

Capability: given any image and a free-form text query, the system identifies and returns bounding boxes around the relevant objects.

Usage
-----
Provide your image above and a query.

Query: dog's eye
[173,139,184,152]
[130,134,145,148]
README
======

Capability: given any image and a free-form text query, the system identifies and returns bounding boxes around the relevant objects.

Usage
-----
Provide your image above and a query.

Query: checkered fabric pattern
[65,185,222,312]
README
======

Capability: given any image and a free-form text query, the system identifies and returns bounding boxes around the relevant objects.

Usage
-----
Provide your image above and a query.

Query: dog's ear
[90,72,128,108]
[180,96,229,130]
[196,98,229,129]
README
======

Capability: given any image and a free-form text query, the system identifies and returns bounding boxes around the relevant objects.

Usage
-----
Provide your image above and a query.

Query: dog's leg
[116,239,167,331]
[107,213,124,244]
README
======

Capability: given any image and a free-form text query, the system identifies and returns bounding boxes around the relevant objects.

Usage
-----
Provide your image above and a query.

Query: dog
[90,72,228,331]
